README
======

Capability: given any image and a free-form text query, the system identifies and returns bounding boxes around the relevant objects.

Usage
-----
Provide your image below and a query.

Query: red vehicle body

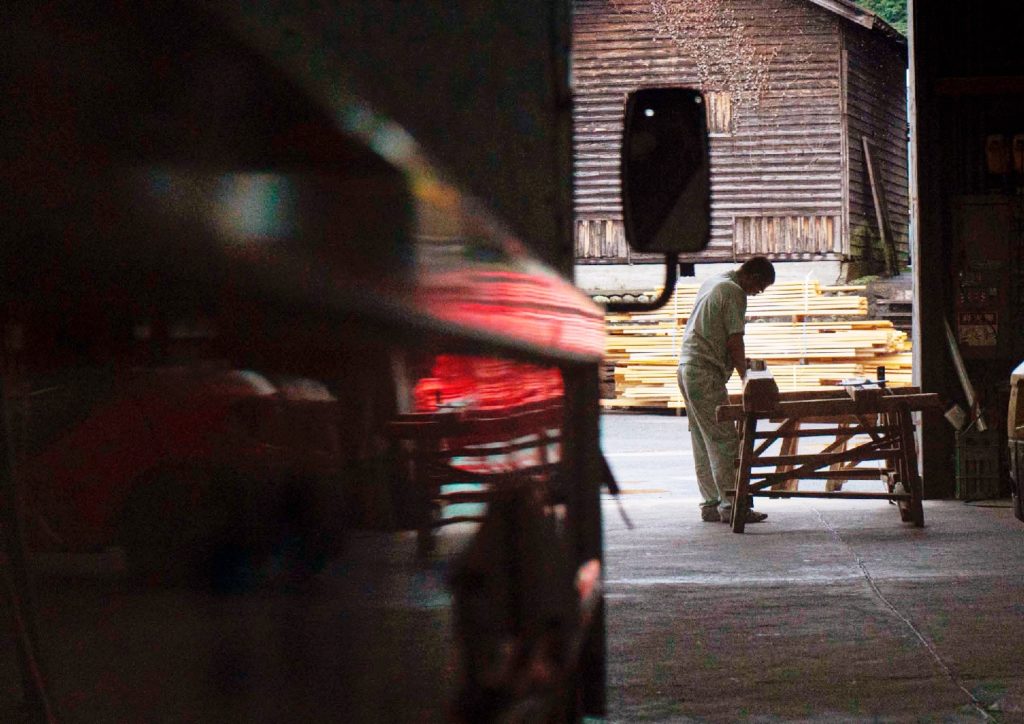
[17,365,343,577]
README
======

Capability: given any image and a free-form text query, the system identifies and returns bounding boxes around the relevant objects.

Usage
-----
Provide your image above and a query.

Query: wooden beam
[934,76,1024,96]
[804,0,875,29]
[733,387,922,405]
[717,393,941,422]
[753,470,893,483]
[754,425,888,439]
[752,438,893,469]
[753,448,899,467]
[743,370,780,412]
[749,490,910,501]
[862,137,899,277]
[753,418,797,456]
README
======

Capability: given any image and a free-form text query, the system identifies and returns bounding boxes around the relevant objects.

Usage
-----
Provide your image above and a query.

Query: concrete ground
[3,411,1020,722]
[600,412,1024,723]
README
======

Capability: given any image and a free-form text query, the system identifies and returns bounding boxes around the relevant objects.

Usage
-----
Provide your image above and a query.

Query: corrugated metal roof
[805,0,906,43]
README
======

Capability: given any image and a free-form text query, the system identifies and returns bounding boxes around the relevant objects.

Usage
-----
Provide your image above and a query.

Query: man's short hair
[740,256,776,286]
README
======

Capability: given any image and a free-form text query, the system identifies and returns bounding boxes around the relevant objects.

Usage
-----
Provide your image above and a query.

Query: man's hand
[726,333,746,380]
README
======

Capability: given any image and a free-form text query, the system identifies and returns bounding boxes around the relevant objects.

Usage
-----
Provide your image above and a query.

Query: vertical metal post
[0,375,54,722]
[561,362,605,717]
[908,0,957,498]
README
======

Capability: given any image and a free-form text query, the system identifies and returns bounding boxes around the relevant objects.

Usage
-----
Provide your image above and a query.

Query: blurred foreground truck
[3,3,712,722]
[1,2,606,721]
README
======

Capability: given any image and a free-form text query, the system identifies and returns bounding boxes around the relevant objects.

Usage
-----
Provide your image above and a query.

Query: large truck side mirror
[622,87,710,254]
[610,87,710,313]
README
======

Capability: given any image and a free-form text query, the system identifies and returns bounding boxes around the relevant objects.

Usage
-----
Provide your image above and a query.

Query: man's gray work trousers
[677,361,738,513]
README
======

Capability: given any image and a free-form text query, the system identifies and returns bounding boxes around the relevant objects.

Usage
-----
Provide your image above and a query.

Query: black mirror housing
[621,88,711,254]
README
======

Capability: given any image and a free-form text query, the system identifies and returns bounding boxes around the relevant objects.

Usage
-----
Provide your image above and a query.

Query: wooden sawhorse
[716,380,942,533]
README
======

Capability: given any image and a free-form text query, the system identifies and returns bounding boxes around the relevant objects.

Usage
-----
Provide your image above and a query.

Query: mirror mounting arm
[605,253,678,313]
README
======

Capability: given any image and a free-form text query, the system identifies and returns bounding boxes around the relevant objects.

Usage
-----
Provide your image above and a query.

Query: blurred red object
[412,355,563,412]
[17,365,339,554]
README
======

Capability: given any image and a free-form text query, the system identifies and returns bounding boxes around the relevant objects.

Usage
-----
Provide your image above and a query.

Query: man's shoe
[719,507,767,524]
[743,509,768,523]
[700,506,721,522]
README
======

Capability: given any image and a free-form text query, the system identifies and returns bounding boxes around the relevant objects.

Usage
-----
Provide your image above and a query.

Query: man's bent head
[737,256,775,296]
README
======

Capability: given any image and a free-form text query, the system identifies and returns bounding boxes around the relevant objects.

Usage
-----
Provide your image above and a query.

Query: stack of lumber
[603,281,913,409]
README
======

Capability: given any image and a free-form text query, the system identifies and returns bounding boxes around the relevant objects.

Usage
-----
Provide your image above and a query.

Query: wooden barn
[572,0,909,279]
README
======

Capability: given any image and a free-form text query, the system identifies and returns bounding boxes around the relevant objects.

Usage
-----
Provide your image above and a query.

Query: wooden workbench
[716,378,942,533]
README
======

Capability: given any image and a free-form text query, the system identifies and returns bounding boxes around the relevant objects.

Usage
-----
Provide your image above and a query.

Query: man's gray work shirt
[678,270,747,379]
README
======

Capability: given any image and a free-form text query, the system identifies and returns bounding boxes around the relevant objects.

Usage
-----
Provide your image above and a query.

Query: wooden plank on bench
[717,393,941,422]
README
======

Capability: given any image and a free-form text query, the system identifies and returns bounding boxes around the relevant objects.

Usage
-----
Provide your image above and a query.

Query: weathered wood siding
[573,0,898,265]
[842,23,909,270]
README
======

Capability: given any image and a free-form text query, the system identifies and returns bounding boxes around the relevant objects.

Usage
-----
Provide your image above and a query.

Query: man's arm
[725,332,746,380]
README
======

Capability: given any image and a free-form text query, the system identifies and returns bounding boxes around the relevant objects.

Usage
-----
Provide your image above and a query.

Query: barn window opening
[705,90,733,135]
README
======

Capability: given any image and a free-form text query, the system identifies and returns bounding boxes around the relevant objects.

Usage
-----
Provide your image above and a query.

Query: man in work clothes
[677,256,776,524]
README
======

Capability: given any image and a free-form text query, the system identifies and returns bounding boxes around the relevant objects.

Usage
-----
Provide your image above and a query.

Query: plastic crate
[955,428,1002,500]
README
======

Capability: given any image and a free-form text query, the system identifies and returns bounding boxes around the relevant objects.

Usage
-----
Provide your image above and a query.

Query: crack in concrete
[813,507,996,722]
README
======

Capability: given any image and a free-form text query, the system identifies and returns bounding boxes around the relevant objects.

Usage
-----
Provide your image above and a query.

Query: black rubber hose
[604,253,678,313]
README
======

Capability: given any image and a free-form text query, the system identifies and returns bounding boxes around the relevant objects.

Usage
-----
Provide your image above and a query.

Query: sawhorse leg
[771,418,800,493]
[824,419,854,492]
[897,404,925,527]
[732,414,757,533]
